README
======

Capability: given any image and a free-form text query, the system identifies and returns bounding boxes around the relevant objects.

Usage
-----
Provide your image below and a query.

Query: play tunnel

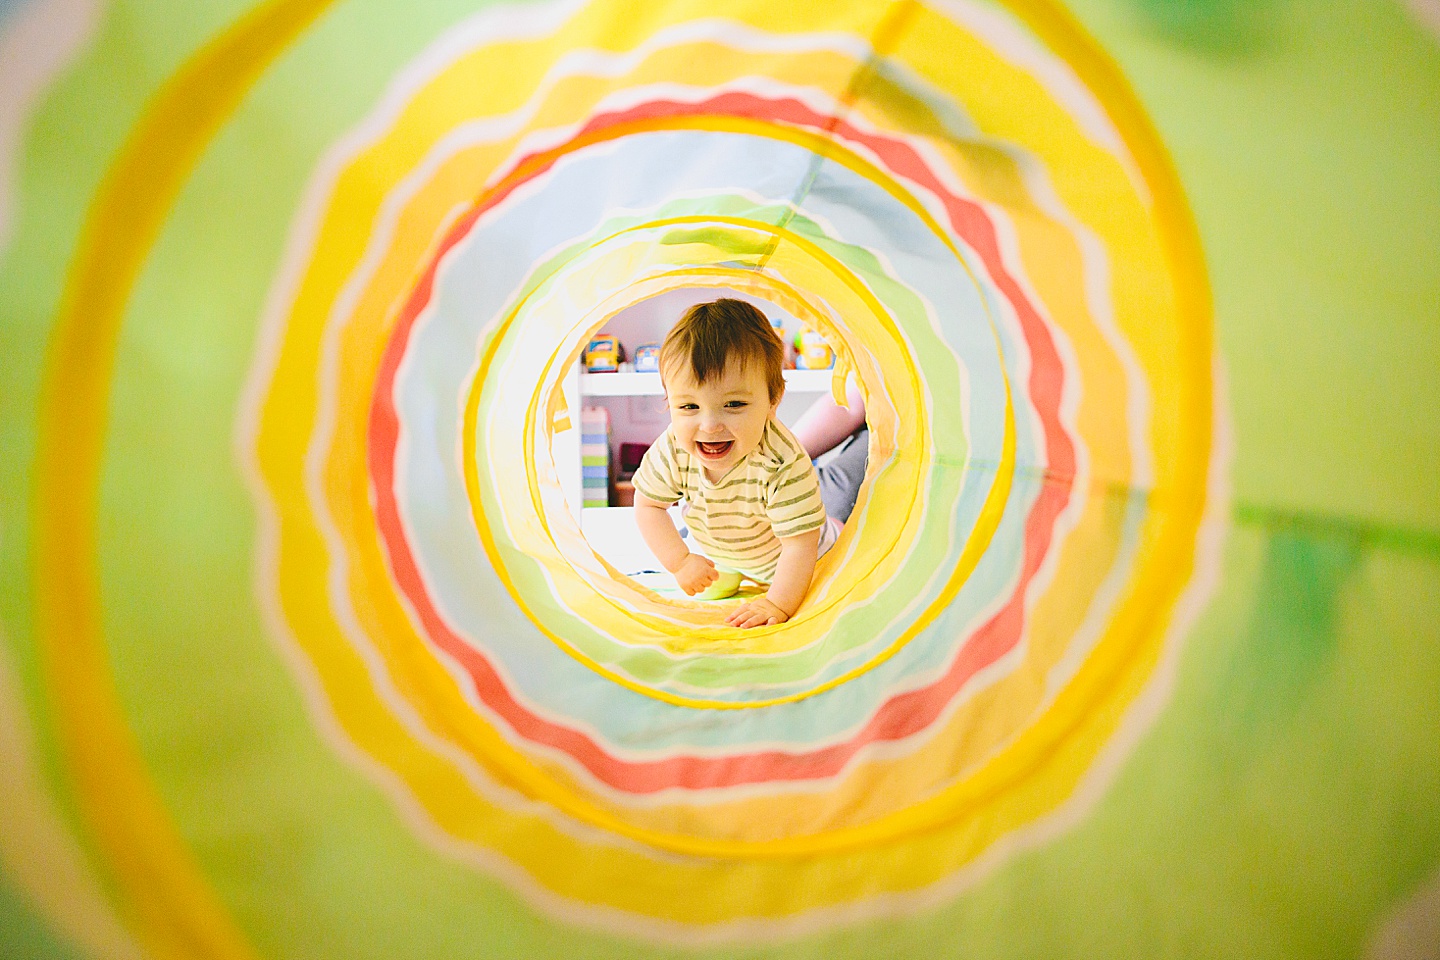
[1,0,1437,957]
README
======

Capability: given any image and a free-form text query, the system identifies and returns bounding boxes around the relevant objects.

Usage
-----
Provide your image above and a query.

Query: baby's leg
[815,427,869,523]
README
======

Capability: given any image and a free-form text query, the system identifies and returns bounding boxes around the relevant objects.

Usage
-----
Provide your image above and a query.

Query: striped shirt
[632,420,829,582]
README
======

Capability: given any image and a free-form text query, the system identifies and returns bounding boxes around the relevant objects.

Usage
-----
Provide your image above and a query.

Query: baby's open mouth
[696,440,733,457]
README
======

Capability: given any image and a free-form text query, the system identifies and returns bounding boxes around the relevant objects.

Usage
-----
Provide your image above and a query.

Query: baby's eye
[724,400,748,409]
[676,402,699,411]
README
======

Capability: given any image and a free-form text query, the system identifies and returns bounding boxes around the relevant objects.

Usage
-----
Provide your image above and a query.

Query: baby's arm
[725,527,821,629]
[634,494,717,595]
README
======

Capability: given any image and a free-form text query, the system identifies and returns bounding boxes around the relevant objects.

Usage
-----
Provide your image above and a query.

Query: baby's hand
[673,553,718,595]
[725,596,789,629]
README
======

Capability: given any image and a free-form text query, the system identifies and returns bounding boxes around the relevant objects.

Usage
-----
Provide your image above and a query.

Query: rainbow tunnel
[1,0,1437,957]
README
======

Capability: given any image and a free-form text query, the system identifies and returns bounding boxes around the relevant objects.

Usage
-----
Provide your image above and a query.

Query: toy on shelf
[633,343,660,373]
[795,329,835,370]
[584,334,624,372]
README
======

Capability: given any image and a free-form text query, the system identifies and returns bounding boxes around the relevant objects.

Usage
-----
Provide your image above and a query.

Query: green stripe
[713,474,768,490]
[772,491,823,511]
[775,471,814,492]
[700,493,769,506]
[764,420,800,455]
[773,518,824,538]
[631,478,673,502]
[708,530,775,545]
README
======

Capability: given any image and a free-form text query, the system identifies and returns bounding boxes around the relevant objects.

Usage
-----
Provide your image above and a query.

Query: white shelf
[579,367,833,397]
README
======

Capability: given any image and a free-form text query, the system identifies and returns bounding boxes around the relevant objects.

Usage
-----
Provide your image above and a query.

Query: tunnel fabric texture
[1,0,1437,957]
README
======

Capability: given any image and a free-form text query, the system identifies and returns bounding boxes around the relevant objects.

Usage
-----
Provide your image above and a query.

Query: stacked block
[580,406,611,508]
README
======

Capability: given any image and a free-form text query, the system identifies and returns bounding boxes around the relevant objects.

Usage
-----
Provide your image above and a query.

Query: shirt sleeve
[765,444,827,539]
[631,430,683,504]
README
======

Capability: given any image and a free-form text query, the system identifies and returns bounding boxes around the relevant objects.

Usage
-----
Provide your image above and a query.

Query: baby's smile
[695,439,734,459]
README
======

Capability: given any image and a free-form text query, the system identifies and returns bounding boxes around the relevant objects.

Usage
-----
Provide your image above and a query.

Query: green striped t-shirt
[632,420,828,582]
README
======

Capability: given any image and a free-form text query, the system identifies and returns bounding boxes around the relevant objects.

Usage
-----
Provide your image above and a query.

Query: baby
[632,298,838,628]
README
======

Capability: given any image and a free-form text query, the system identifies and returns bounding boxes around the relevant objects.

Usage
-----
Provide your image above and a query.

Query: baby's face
[662,357,780,483]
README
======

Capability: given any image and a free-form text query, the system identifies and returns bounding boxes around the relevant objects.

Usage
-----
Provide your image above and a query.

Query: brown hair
[659,298,786,403]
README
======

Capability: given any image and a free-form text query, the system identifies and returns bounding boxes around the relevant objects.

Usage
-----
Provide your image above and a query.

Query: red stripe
[361,90,1080,794]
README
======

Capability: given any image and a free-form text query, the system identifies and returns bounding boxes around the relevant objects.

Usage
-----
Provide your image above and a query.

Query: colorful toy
[795,329,835,369]
[633,343,660,372]
[583,334,623,372]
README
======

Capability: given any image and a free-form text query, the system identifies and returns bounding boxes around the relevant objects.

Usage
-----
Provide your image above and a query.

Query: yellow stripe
[489,235,929,653]
[463,212,1014,713]
[32,1,333,956]
[469,111,998,653]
